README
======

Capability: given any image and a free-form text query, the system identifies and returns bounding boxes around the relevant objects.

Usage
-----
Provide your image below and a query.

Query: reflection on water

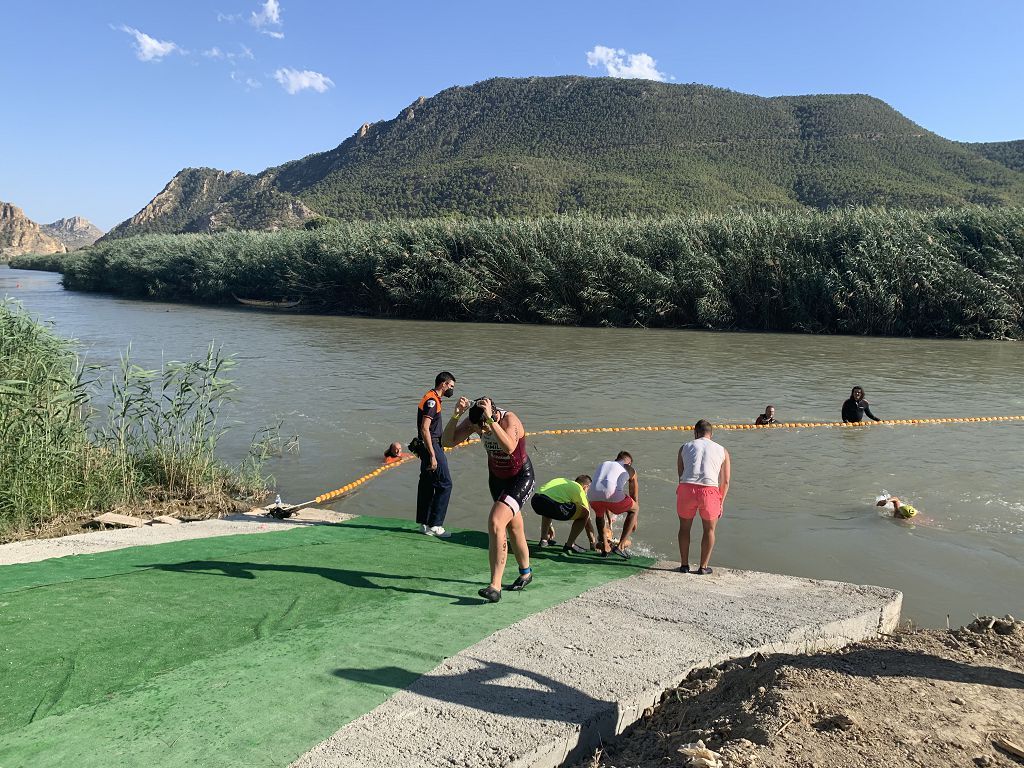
[3,265,1023,626]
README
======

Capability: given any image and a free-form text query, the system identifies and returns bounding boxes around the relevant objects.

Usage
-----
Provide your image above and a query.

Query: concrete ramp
[292,564,901,768]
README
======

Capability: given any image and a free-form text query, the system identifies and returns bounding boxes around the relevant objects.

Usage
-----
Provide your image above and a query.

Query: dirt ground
[1,491,251,544]
[576,617,1024,768]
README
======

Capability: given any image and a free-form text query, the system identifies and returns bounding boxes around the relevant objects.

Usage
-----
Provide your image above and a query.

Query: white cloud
[251,0,284,37]
[231,71,263,90]
[217,12,242,23]
[273,67,333,94]
[117,25,182,62]
[204,44,255,61]
[585,45,668,81]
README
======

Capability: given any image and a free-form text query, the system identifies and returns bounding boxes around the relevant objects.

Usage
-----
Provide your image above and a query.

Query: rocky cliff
[100,168,315,241]
[41,216,104,251]
[0,202,67,259]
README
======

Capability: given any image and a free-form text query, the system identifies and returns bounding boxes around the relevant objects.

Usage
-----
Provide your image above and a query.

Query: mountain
[41,216,104,250]
[0,202,67,259]
[103,77,1024,239]
[967,139,1024,173]
[101,168,315,240]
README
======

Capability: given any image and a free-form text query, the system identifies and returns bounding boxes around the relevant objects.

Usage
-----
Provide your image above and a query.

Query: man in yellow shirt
[530,475,597,553]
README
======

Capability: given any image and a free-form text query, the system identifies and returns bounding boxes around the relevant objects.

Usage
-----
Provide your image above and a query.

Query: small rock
[974,756,993,767]
[951,696,967,706]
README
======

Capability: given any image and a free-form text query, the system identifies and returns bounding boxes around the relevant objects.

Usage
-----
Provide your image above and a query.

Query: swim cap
[896,504,918,519]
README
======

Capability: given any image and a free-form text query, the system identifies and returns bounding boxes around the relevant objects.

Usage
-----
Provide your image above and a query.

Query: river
[3,264,1022,626]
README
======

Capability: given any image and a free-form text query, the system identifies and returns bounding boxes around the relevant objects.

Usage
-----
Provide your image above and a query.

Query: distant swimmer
[588,451,639,558]
[443,396,535,603]
[842,386,881,423]
[383,442,406,464]
[755,405,777,425]
[876,494,919,519]
[677,420,731,575]
[531,475,598,553]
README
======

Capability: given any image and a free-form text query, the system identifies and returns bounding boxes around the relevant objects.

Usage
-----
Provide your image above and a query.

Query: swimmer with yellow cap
[876,494,918,519]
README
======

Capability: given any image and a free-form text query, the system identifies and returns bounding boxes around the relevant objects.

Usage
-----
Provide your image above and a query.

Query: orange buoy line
[309,415,1024,505]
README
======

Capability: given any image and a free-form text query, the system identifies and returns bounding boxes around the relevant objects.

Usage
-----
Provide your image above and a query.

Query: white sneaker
[420,524,434,535]
[430,526,451,539]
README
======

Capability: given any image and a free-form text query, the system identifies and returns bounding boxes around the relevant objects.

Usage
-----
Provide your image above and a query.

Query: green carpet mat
[0,517,649,768]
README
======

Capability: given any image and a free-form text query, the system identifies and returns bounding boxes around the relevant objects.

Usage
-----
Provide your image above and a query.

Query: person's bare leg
[699,516,718,570]
[597,515,612,553]
[538,516,552,543]
[488,502,514,590]
[678,515,695,568]
[506,510,531,571]
[618,501,639,548]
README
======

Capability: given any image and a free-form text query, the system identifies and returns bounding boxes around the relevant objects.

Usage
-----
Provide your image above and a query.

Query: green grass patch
[0,300,271,540]
[0,517,650,768]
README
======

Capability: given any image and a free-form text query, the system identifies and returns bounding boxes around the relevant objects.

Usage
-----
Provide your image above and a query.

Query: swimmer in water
[876,494,919,519]
[842,386,881,423]
[383,442,405,463]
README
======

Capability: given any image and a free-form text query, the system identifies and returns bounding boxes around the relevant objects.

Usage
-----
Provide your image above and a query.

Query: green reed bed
[7,251,79,273]
[0,300,270,541]
[47,207,1024,338]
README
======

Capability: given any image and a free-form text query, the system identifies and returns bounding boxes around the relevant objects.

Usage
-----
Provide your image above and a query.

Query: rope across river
[301,414,1024,508]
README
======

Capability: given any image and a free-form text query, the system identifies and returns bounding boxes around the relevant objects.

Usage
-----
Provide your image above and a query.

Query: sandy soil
[0,492,253,544]
[576,616,1024,768]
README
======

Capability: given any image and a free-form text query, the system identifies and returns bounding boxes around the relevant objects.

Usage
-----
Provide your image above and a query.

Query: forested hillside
[103,77,1024,238]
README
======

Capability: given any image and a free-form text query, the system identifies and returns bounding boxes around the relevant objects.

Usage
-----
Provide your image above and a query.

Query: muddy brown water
[4,265,1023,626]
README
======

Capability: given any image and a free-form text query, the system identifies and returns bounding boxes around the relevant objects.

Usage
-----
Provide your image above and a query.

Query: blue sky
[1,1,1022,230]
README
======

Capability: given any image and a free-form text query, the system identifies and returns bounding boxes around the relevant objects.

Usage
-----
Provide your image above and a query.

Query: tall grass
[34,207,1024,338]
[0,300,271,541]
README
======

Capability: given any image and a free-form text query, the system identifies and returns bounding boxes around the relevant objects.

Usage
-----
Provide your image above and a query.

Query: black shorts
[488,457,535,515]
[530,493,578,522]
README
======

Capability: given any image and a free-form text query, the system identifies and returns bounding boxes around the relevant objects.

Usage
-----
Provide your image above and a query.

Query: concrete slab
[0,508,353,566]
[291,563,901,768]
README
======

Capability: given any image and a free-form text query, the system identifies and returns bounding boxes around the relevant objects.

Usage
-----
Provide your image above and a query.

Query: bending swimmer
[443,396,535,603]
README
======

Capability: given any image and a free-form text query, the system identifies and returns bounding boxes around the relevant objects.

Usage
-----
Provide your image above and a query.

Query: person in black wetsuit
[443,396,535,604]
[842,386,881,423]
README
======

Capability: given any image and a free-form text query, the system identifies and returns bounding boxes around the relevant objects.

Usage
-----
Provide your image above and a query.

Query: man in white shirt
[676,420,731,575]
[588,451,639,558]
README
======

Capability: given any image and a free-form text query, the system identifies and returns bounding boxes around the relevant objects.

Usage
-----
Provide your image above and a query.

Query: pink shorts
[676,483,723,521]
[591,496,634,519]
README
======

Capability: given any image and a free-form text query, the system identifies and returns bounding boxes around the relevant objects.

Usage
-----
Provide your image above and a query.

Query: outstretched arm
[863,402,881,422]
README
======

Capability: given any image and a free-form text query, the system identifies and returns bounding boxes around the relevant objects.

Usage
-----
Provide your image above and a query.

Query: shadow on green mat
[140,560,488,605]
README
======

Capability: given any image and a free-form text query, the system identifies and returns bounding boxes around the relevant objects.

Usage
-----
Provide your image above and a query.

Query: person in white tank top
[586,451,640,557]
[676,420,731,575]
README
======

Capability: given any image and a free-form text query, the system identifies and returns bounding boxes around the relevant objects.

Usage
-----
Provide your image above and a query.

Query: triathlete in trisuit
[443,396,535,603]
[530,475,598,553]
